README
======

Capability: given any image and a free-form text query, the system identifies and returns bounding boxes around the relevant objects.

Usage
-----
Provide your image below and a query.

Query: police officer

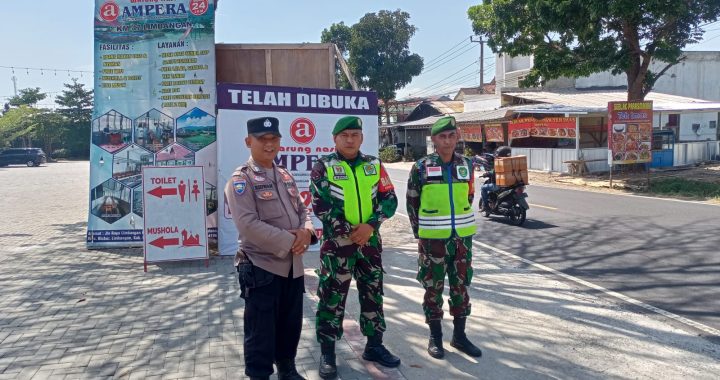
[224,116,317,380]
[310,116,399,379]
[406,115,483,359]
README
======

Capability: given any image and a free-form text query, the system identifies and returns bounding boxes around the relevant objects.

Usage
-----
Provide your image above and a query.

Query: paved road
[2,161,719,379]
[386,165,720,336]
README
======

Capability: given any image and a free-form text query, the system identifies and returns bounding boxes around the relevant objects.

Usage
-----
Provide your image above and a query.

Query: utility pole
[470,35,484,93]
[11,75,18,96]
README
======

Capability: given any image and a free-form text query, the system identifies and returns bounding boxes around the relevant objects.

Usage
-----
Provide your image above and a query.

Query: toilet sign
[142,166,208,270]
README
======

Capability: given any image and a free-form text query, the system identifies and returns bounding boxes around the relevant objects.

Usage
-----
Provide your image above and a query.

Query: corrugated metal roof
[503,89,720,110]
[426,100,464,114]
[390,108,513,129]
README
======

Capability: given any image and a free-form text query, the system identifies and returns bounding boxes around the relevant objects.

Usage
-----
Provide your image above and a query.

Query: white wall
[496,51,720,101]
[657,111,718,141]
[575,52,720,101]
[463,95,502,112]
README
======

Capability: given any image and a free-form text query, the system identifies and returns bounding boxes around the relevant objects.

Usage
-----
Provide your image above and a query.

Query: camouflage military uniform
[406,152,475,323]
[311,152,398,344]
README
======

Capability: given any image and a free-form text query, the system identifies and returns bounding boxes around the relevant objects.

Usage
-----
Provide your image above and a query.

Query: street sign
[142,166,208,270]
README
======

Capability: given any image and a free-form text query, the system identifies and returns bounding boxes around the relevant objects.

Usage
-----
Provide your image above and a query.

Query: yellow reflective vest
[326,157,380,225]
[418,157,476,239]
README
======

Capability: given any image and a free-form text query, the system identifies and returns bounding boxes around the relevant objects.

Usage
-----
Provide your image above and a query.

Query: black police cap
[247,117,282,137]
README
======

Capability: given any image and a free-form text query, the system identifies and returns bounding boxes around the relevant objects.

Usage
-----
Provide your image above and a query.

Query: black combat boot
[276,358,305,380]
[319,342,337,379]
[362,333,401,368]
[427,320,445,359]
[450,317,482,357]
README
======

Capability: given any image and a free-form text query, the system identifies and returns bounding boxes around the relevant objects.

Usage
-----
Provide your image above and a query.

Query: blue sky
[1,1,719,107]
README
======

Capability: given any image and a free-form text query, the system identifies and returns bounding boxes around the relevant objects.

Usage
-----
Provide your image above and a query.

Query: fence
[674,141,720,166]
[511,148,578,173]
[513,141,719,174]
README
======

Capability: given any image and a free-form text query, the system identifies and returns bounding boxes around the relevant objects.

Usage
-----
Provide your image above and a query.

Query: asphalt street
[386,165,720,337]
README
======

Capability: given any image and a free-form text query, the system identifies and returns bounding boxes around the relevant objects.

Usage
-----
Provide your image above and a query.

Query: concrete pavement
[0,161,718,379]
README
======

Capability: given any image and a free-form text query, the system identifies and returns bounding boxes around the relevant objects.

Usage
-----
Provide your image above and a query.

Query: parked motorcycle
[480,179,529,226]
[475,154,530,226]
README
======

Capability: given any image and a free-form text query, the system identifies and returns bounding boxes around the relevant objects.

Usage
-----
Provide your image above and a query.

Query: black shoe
[319,343,337,380]
[427,320,444,359]
[276,359,305,380]
[362,334,401,368]
[450,318,482,358]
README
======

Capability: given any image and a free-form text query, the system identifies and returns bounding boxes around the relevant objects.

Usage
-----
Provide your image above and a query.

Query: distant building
[494,51,720,101]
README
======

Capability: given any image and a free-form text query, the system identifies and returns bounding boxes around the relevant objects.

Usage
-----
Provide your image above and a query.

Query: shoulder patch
[233,178,247,195]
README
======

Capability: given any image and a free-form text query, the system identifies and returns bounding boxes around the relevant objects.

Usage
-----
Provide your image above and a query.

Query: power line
[410,60,479,97]
[423,36,473,67]
[421,44,478,74]
[411,69,480,97]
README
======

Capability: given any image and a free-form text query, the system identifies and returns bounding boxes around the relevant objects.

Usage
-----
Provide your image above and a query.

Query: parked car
[0,148,47,167]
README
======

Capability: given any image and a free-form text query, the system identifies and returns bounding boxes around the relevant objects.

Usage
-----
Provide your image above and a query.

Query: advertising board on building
[484,123,504,142]
[88,0,217,248]
[509,117,576,140]
[216,83,378,256]
[459,124,482,142]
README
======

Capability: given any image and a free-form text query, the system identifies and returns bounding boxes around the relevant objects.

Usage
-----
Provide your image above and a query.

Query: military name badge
[363,164,377,176]
[456,165,470,180]
[426,166,442,177]
[332,165,348,180]
[233,178,247,194]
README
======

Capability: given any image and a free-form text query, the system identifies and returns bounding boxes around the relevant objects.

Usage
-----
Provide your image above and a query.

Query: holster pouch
[236,252,274,298]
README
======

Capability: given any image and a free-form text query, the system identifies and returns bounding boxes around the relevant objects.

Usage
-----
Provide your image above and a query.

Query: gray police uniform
[224,117,316,379]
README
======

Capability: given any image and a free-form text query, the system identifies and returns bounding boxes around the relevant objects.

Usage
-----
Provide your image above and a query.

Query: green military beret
[430,115,457,136]
[332,116,363,135]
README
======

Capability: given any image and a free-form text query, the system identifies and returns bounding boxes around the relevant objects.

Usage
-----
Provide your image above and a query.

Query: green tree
[0,106,39,148]
[55,79,93,157]
[321,22,352,53]
[8,87,47,107]
[322,10,424,121]
[321,22,354,90]
[469,0,720,100]
[55,79,93,123]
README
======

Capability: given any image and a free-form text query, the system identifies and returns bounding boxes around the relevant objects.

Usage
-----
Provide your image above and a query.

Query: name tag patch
[332,165,348,180]
[254,183,274,191]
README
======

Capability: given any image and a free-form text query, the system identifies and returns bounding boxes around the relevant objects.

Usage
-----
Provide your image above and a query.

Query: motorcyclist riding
[479,146,512,212]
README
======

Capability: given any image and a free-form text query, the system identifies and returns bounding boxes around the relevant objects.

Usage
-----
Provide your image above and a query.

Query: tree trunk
[626,70,646,101]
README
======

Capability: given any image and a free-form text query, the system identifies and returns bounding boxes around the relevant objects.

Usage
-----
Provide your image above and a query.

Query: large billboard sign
[88,0,217,248]
[216,83,379,256]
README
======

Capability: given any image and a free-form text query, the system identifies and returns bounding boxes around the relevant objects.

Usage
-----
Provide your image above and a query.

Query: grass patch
[649,177,720,200]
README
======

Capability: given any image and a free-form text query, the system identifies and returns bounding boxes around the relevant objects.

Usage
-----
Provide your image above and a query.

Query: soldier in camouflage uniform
[406,115,483,359]
[310,116,400,379]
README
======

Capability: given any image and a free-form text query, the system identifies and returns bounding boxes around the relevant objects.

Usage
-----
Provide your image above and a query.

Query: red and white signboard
[142,166,208,270]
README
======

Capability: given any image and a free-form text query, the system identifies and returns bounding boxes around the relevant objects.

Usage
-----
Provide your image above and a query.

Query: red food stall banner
[509,117,576,139]
[484,123,504,142]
